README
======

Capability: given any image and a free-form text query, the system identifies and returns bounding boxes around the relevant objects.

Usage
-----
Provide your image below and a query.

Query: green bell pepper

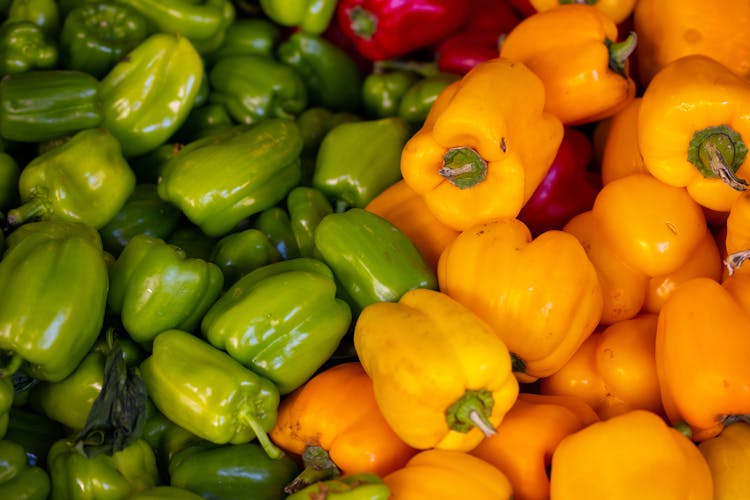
[142,402,204,481]
[99,183,183,257]
[0,220,109,382]
[208,54,308,125]
[0,151,19,211]
[287,185,333,259]
[362,69,421,119]
[108,234,224,343]
[0,376,11,438]
[210,228,278,287]
[6,127,136,229]
[4,407,65,468]
[398,71,461,128]
[259,0,336,35]
[169,442,299,500]
[0,69,100,142]
[130,486,204,500]
[167,225,217,261]
[157,119,303,237]
[59,1,149,78]
[201,261,352,394]
[277,32,363,113]
[314,208,437,314]
[286,473,392,500]
[0,20,57,75]
[139,329,284,458]
[313,116,410,210]
[6,0,60,37]
[0,439,51,500]
[100,32,204,157]
[204,17,282,64]
[296,107,360,185]
[171,103,234,144]
[254,206,301,261]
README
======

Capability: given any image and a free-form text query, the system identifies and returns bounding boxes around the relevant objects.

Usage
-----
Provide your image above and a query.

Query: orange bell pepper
[269,361,417,492]
[470,393,599,500]
[698,421,750,500]
[638,54,750,213]
[656,275,750,441]
[600,97,648,186]
[400,57,563,232]
[353,288,519,451]
[633,0,750,87]
[364,179,459,272]
[724,189,750,276]
[550,409,714,500]
[528,0,636,24]
[437,217,603,381]
[499,4,637,125]
[540,313,664,421]
[383,449,513,500]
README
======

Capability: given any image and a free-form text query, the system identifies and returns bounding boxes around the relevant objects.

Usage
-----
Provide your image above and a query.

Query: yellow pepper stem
[284,445,340,495]
[240,412,286,460]
[606,32,638,78]
[439,147,488,189]
[724,250,750,276]
[445,389,497,437]
[688,125,749,190]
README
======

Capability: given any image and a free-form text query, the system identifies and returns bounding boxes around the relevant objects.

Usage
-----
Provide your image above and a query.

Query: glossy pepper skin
[260,0,337,35]
[438,217,603,381]
[361,69,419,118]
[169,442,299,500]
[6,0,60,36]
[7,127,136,229]
[210,228,278,286]
[202,262,352,395]
[396,71,459,129]
[287,473,391,500]
[499,4,637,125]
[100,33,204,157]
[286,186,333,259]
[699,422,750,500]
[139,329,284,458]
[314,208,437,315]
[204,17,282,63]
[254,206,301,261]
[0,69,100,142]
[0,439,51,500]
[400,57,563,231]
[158,119,303,237]
[549,410,713,500]
[108,234,224,343]
[0,220,109,382]
[335,0,470,61]
[637,54,750,212]
[0,20,57,74]
[354,288,520,451]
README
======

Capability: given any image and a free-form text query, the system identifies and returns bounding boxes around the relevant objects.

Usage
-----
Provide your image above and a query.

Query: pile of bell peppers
[0,0,748,498]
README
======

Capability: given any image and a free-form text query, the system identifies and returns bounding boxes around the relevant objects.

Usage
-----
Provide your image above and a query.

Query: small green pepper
[362,70,421,118]
[0,20,57,75]
[204,17,282,64]
[286,473,392,500]
[142,402,205,481]
[4,407,65,468]
[398,71,461,128]
[210,228,279,287]
[254,207,301,261]
[171,103,234,144]
[167,225,217,261]
[6,0,59,36]
[296,107,360,185]
[259,0,336,35]
[287,185,333,259]
[0,439,51,500]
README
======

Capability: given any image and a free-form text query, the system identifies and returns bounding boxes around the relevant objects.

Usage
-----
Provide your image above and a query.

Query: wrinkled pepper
[0,439,51,500]
[637,54,750,212]
[698,421,750,500]
[400,57,563,231]
[259,0,337,35]
[286,473,391,500]
[354,288,520,451]
[0,20,57,74]
[210,228,278,286]
[286,185,333,259]
[438,217,603,381]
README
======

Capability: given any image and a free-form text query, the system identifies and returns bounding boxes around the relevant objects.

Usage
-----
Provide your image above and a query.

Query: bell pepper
[4,407,65,468]
[296,106,361,184]
[139,329,284,458]
[530,0,636,24]
[313,117,410,210]
[655,274,750,441]
[725,189,750,276]
[314,208,437,315]
[277,31,363,113]
[287,473,391,500]
[204,17,282,64]
[166,226,217,261]
[470,393,599,500]
[0,69,100,142]
[130,486,204,500]
[396,71,459,129]
[171,103,234,144]
[99,32,204,157]
[335,0,470,61]
[383,449,514,499]
[0,220,109,382]
[157,119,303,237]
[400,57,563,231]
[286,186,333,259]
[6,0,59,35]
[210,228,278,286]
[517,126,601,236]
[259,0,337,35]
[549,410,713,499]
[169,442,299,500]
[600,97,648,185]
[270,362,417,492]
[7,127,135,229]
[99,183,183,257]
[108,234,224,343]
[142,402,204,480]
[637,54,750,212]
[354,288,519,451]
[208,55,308,125]
[0,439,51,500]
[361,68,419,119]
[59,2,149,78]
[0,376,10,438]
[0,151,19,211]
[499,4,637,125]
[0,20,57,75]
[201,261,352,395]
[254,206,301,261]
[438,217,603,381]
[698,421,750,500]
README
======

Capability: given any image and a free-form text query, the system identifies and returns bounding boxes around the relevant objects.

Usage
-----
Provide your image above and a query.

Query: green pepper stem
[724,250,750,276]
[510,353,526,373]
[607,32,637,78]
[688,125,749,189]
[445,389,497,436]
[439,147,488,189]
[241,413,285,460]
[347,5,377,40]
[673,420,693,440]
[6,196,49,226]
[0,353,22,378]
[283,445,340,494]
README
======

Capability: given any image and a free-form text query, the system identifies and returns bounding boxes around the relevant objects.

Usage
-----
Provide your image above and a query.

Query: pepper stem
[240,413,285,460]
[283,445,341,494]
[673,420,693,440]
[724,250,750,276]
[347,5,377,40]
[439,147,488,189]
[688,125,749,190]
[445,389,497,436]
[606,32,638,78]
[6,196,49,226]
[510,353,526,373]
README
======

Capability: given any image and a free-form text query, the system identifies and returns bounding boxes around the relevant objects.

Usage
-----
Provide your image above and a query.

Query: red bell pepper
[517,127,602,237]
[335,0,470,61]
[507,0,536,17]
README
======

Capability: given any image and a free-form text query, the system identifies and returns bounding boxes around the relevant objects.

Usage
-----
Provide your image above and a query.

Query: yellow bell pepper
[638,54,750,213]
[600,97,648,186]
[725,189,750,275]
[550,409,714,500]
[530,0,636,24]
[499,4,637,125]
[353,288,519,452]
[400,57,563,232]
[437,217,603,381]
[698,421,750,500]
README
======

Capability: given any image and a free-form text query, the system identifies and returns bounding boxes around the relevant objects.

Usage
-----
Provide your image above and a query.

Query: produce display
[0,0,749,499]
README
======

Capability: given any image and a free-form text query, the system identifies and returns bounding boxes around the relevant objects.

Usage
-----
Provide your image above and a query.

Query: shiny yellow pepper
[353,288,519,452]
[400,57,563,232]
[698,421,750,500]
